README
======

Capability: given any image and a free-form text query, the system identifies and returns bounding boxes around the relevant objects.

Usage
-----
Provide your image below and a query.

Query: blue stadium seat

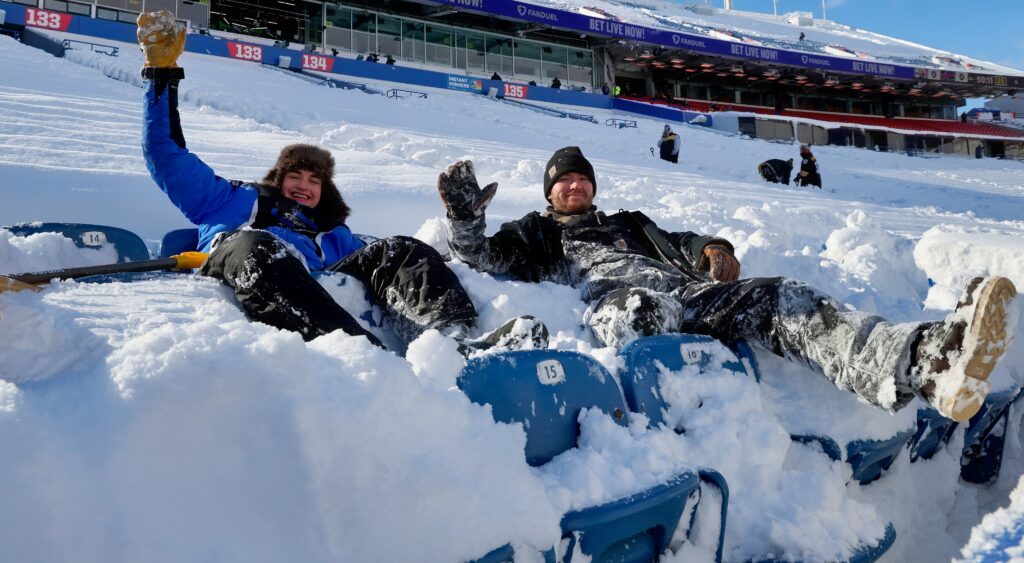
[906,388,1020,484]
[960,387,1022,485]
[907,408,958,463]
[846,430,915,485]
[4,222,149,262]
[458,350,728,562]
[160,228,200,258]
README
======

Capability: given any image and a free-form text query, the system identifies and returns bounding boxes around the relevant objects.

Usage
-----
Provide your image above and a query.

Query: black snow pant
[586,277,921,412]
[200,230,477,347]
[798,173,822,188]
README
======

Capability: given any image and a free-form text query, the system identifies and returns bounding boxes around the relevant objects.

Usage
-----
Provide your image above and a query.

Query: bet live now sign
[430,0,924,79]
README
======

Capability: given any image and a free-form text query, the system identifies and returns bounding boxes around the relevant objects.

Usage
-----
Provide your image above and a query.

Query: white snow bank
[2,29,1024,563]
[960,475,1024,561]
[915,224,1024,311]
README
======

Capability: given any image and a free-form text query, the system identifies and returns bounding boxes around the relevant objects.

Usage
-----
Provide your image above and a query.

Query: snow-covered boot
[456,315,550,355]
[911,276,1017,422]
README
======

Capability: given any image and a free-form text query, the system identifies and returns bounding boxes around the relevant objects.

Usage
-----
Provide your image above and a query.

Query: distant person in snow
[385,54,396,65]
[438,146,1016,423]
[657,125,680,163]
[491,72,502,81]
[758,158,794,185]
[796,144,822,188]
[136,11,538,353]
[366,53,380,63]
[799,32,805,41]
[550,77,561,89]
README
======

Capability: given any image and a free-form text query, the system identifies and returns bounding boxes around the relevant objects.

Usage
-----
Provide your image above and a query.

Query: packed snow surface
[1,33,1023,562]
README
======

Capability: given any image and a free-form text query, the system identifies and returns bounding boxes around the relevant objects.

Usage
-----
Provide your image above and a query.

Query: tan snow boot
[912,276,1017,422]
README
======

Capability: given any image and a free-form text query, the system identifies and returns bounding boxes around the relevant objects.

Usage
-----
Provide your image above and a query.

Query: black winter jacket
[448,207,732,299]
[798,154,822,187]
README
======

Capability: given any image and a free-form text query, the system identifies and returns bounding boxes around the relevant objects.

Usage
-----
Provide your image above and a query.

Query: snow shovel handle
[0,252,209,290]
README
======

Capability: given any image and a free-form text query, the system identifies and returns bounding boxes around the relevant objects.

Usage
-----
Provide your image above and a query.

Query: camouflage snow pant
[585,277,921,412]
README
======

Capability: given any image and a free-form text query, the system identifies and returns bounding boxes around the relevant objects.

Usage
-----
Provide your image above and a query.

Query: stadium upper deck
[11,0,1022,122]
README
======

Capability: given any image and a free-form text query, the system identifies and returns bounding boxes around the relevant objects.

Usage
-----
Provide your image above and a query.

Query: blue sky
[726,0,1024,110]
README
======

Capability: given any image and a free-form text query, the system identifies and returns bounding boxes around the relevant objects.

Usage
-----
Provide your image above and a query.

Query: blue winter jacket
[142,77,364,270]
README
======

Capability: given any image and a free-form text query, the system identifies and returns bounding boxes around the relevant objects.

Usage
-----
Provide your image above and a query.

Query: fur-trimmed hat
[543,146,596,202]
[261,144,350,223]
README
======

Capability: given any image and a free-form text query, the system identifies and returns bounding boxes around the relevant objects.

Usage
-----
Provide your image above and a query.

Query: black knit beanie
[543,146,596,202]
[261,144,350,223]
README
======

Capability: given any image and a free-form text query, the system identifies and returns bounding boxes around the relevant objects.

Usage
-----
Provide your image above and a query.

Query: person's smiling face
[281,169,322,208]
[548,171,595,214]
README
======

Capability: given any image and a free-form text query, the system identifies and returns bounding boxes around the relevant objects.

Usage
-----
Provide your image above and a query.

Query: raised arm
[439,161,561,281]
[139,11,250,227]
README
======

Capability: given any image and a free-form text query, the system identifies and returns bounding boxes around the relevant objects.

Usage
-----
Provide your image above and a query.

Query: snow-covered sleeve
[447,212,559,282]
[142,73,251,227]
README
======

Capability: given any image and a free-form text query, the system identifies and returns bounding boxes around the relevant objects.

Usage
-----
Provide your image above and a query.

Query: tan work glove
[137,11,185,68]
[700,244,740,282]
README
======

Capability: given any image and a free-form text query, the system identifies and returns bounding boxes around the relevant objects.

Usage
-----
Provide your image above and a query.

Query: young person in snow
[137,11,536,352]
[438,146,1017,422]
[657,125,680,164]
[796,144,822,188]
[758,158,794,185]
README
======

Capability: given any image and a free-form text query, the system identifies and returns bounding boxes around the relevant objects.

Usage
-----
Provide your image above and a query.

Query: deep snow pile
[1,33,1024,562]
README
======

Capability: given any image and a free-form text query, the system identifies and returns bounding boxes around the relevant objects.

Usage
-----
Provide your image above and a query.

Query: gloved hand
[700,244,740,282]
[438,160,498,221]
[137,11,185,68]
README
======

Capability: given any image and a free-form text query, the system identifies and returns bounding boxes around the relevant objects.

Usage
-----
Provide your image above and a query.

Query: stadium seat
[959,387,1023,485]
[160,228,200,258]
[3,222,150,262]
[458,350,728,562]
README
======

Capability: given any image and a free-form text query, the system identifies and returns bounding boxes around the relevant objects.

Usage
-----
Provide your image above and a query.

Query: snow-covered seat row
[5,222,150,263]
[458,350,729,562]
[618,334,898,561]
[619,334,913,485]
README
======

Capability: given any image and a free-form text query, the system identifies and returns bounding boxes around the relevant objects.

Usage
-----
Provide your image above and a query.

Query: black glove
[438,161,497,221]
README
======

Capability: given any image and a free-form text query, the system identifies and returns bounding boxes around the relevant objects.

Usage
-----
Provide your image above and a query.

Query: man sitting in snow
[137,11,540,352]
[437,146,1017,422]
